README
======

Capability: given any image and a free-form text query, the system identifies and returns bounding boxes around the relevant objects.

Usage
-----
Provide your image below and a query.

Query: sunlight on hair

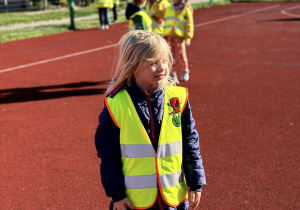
[106,31,175,95]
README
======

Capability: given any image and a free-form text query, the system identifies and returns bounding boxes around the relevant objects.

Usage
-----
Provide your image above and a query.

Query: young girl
[112,0,120,23]
[145,0,170,35]
[125,0,152,31]
[94,0,113,30]
[95,31,206,210]
[163,0,194,84]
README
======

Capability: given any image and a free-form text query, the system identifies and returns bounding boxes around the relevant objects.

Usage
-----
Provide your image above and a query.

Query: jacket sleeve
[95,105,127,202]
[185,8,194,40]
[132,15,147,30]
[153,0,169,18]
[182,100,206,191]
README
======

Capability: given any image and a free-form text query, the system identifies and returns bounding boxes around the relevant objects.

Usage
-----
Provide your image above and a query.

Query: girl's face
[141,0,147,7]
[135,59,169,93]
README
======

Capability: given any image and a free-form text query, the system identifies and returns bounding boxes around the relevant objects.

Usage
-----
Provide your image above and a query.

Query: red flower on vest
[169,97,180,114]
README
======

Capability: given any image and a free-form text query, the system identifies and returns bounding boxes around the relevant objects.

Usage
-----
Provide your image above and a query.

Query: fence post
[44,0,48,10]
[4,0,8,12]
[68,0,75,30]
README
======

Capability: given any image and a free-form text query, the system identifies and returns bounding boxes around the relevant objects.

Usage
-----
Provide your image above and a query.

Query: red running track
[1,2,299,209]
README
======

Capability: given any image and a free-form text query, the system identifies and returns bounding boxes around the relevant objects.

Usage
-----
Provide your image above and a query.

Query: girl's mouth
[156,74,165,79]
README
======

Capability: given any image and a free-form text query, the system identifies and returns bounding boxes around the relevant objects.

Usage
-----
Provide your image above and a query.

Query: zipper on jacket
[146,94,156,150]
[146,94,164,210]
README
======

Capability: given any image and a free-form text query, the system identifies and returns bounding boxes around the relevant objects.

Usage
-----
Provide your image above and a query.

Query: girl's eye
[151,61,158,66]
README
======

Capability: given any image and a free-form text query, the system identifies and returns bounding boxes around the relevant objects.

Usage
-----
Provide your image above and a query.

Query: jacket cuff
[189,185,202,192]
[111,191,127,202]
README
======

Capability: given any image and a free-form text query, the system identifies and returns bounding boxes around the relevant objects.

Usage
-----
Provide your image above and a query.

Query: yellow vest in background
[105,86,189,209]
[109,0,113,9]
[145,0,170,34]
[163,6,192,38]
[129,11,152,32]
[94,0,112,8]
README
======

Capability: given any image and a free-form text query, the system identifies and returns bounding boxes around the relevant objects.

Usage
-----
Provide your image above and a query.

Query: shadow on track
[0,81,110,104]
[260,18,300,22]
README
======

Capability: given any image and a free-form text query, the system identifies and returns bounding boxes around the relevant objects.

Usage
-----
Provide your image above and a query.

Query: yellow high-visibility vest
[105,86,189,209]
[145,0,170,34]
[113,0,119,5]
[163,6,192,38]
[109,0,113,9]
[94,0,112,8]
[129,11,152,32]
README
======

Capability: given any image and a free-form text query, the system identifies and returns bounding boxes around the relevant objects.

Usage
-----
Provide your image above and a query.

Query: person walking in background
[163,0,194,84]
[112,0,120,23]
[94,0,111,30]
[125,0,152,31]
[145,0,170,35]
[95,31,206,210]
[107,0,114,25]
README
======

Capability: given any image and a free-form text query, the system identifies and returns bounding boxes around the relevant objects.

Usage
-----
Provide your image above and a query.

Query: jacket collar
[127,80,164,102]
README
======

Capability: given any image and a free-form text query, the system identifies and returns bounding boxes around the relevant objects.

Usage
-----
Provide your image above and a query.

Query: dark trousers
[112,4,118,21]
[98,8,109,26]
[109,199,190,210]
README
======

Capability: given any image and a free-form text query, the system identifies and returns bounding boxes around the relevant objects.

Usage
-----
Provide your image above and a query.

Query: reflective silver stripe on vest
[160,171,184,188]
[165,16,174,21]
[157,141,182,158]
[175,25,185,31]
[152,21,164,27]
[145,25,152,31]
[164,25,174,29]
[95,2,107,6]
[176,18,186,26]
[124,174,157,189]
[121,144,155,158]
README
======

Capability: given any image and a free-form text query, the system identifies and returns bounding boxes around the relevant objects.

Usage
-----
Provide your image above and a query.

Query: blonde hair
[175,0,193,13]
[185,0,193,13]
[133,0,146,7]
[106,31,174,95]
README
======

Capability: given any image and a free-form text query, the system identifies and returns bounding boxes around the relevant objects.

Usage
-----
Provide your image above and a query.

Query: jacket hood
[125,3,142,20]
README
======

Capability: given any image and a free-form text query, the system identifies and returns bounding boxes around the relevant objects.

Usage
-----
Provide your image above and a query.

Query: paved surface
[1,2,300,209]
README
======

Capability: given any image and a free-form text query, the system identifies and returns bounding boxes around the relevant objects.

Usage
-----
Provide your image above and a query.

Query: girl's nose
[156,62,165,72]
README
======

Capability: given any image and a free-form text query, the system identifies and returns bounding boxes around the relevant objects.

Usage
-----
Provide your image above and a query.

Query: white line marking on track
[195,4,280,27]
[0,4,281,74]
[281,4,300,18]
[0,44,117,74]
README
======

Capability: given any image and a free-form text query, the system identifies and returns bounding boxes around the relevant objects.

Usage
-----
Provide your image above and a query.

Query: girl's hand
[152,15,164,23]
[113,198,134,210]
[185,39,191,46]
[189,191,201,210]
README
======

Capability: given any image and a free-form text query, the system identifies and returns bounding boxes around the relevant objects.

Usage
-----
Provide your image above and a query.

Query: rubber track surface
[1,2,299,209]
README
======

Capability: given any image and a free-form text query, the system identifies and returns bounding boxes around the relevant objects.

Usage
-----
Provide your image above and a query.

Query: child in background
[163,0,194,84]
[94,0,112,30]
[125,0,152,31]
[95,31,206,210]
[112,0,120,23]
[145,0,170,35]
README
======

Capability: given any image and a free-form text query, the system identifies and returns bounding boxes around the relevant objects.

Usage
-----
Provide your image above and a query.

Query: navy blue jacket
[95,82,206,209]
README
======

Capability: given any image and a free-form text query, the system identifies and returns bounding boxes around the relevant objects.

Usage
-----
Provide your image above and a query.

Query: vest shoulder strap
[165,86,189,114]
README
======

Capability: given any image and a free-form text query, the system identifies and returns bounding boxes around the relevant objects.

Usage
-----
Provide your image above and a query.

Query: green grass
[0,25,70,42]
[192,0,231,10]
[0,1,229,43]
[0,6,98,26]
